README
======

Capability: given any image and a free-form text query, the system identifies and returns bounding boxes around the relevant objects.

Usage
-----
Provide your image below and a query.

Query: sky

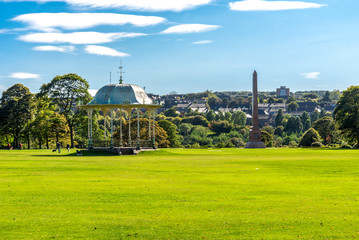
[0,0,358,96]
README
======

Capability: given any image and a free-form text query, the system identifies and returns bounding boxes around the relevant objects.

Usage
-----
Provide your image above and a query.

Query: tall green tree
[287,101,299,112]
[40,73,91,148]
[0,84,33,148]
[29,96,55,149]
[158,119,181,148]
[312,117,336,144]
[334,86,359,146]
[231,111,247,126]
[300,111,311,131]
[311,109,320,123]
[275,109,284,127]
[322,91,331,102]
[205,110,216,122]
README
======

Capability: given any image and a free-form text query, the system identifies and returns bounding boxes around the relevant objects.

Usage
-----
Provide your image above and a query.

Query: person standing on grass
[8,143,11,150]
[66,144,70,153]
[56,141,61,153]
[19,143,22,150]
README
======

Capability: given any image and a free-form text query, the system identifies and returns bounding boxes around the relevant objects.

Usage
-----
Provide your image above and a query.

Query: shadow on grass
[31,150,119,157]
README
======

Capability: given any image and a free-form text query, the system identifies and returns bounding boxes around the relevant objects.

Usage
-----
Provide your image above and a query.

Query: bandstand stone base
[89,147,157,155]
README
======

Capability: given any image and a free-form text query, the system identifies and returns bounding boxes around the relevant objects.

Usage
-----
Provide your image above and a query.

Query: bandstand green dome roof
[89,83,153,105]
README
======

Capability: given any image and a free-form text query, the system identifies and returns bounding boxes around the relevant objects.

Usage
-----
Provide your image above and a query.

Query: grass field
[1,148,359,239]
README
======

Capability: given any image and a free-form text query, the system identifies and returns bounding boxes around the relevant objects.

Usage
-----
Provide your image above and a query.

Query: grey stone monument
[245,71,266,148]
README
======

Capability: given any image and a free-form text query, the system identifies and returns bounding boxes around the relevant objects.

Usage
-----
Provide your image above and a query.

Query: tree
[158,120,181,148]
[205,110,216,122]
[285,116,302,134]
[275,109,284,127]
[322,91,331,102]
[29,96,56,149]
[304,93,319,99]
[334,86,359,146]
[0,84,33,148]
[261,130,273,146]
[274,126,284,136]
[300,111,310,125]
[312,117,336,144]
[299,128,321,147]
[179,123,193,136]
[231,111,247,126]
[287,101,299,112]
[224,112,232,122]
[209,120,233,135]
[311,109,319,123]
[164,108,178,117]
[286,96,296,104]
[40,73,91,148]
[330,89,341,101]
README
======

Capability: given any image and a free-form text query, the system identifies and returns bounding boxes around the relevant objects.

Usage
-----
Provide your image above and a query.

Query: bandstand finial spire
[119,60,124,84]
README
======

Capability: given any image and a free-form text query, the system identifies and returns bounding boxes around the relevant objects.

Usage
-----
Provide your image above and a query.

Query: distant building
[276,86,290,98]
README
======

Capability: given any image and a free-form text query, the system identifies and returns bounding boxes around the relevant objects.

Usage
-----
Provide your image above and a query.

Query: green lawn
[1,148,359,239]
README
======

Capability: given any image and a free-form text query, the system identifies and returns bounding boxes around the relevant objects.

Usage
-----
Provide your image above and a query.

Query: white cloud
[301,72,320,79]
[85,45,130,57]
[88,89,98,97]
[3,0,212,12]
[18,32,147,44]
[161,24,220,34]
[10,72,40,79]
[12,13,166,32]
[229,0,327,11]
[192,40,213,44]
[33,45,76,52]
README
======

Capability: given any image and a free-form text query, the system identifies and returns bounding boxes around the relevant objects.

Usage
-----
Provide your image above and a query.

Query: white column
[120,108,123,147]
[137,108,140,149]
[104,109,107,141]
[87,109,90,148]
[128,108,131,147]
[148,109,151,140]
[90,108,93,148]
[110,108,114,148]
[152,110,156,148]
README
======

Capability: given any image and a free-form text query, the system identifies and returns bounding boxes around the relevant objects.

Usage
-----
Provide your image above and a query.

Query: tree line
[1,73,359,149]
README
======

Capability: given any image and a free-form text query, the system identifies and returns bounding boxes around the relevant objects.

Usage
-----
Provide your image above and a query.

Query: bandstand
[81,73,161,152]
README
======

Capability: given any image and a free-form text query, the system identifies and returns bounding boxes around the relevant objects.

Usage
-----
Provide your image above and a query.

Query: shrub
[341,144,352,149]
[215,142,225,148]
[311,142,323,148]
[191,143,201,148]
[289,141,298,148]
[299,128,321,147]
[230,137,244,147]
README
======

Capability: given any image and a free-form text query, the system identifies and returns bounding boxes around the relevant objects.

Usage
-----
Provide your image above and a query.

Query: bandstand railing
[91,140,154,148]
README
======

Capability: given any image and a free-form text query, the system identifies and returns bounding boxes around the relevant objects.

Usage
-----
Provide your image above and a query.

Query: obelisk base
[245,127,266,148]
[245,141,266,148]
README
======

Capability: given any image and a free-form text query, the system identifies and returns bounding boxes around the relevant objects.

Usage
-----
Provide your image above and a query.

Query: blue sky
[0,0,358,95]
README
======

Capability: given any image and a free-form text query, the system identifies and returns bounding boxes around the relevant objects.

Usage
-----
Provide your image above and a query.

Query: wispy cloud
[229,0,327,11]
[192,40,213,44]
[10,72,40,79]
[33,45,76,53]
[301,72,320,79]
[2,0,212,12]
[18,32,147,44]
[161,24,220,34]
[85,45,130,57]
[12,13,166,32]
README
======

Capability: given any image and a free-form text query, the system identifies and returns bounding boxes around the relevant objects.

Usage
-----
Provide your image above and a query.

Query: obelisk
[245,71,266,148]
